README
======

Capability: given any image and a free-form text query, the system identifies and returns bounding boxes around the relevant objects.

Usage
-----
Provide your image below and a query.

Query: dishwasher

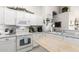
[0,37,16,52]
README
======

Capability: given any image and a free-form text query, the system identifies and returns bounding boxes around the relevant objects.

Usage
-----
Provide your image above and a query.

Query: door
[4,8,16,25]
[0,37,16,52]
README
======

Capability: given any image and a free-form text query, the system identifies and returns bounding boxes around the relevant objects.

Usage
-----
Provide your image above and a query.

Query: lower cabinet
[32,33,42,48]
[33,40,39,48]
[0,37,16,52]
[64,36,79,46]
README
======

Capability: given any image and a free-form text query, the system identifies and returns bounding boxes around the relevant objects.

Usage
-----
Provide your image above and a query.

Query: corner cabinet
[16,11,30,26]
[4,8,16,25]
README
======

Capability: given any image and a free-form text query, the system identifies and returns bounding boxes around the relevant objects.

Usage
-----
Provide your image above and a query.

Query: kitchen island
[35,32,79,52]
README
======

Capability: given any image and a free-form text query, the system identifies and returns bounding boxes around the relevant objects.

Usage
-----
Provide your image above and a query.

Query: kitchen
[0,6,79,52]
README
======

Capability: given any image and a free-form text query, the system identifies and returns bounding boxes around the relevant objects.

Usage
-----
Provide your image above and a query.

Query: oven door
[17,35,32,50]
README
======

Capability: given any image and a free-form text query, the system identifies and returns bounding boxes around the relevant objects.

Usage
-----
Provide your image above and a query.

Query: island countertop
[35,33,79,52]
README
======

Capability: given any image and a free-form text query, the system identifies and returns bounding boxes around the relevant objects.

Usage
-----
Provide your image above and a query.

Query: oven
[16,35,32,51]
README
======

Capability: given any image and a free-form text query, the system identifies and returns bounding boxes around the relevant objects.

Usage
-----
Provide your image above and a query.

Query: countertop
[0,35,16,38]
[35,33,79,52]
[0,33,32,38]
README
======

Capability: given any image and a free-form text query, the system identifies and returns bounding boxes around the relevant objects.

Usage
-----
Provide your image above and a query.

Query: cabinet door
[16,11,28,26]
[30,15,43,25]
[35,15,43,25]
[30,14,37,25]
[24,13,30,26]
[32,33,41,47]
[64,37,79,46]
[0,37,16,52]
[0,7,4,25]
[4,8,16,25]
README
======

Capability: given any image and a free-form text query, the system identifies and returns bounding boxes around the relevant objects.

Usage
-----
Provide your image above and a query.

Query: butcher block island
[35,33,79,52]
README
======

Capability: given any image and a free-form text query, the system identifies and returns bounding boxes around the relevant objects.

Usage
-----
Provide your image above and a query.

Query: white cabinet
[30,15,43,25]
[16,11,30,26]
[64,36,79,46]
[0,37,16,52]
[30,14,37,25]
[32,33,42,47]
[24,13,31,26]
[0,7,4,25]
[4,8,16,25]
[36,16,43,25]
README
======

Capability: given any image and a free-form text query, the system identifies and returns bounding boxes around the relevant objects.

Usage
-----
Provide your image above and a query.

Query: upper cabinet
[4,8,16,25]
[36,15,43,25]
[30,14,43,25]
[0,7,43,26]
[16,11,30,26]
[0,7,5,25]
[30,14,37,25]
[16,11,43,26]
